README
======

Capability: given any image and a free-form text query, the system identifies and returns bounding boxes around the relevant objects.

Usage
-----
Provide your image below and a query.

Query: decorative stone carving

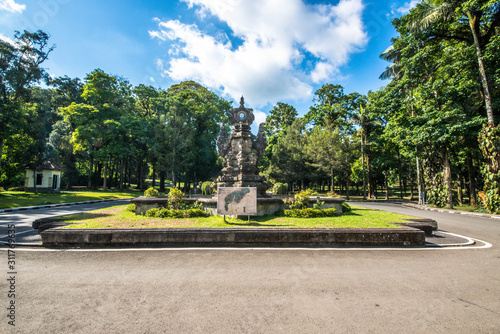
[217,97,269,197]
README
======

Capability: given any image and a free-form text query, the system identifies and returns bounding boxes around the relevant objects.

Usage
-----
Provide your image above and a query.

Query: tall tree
[0,30,54,169]
[408,0,499,125]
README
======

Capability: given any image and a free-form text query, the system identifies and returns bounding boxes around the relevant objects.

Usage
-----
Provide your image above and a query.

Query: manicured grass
[62,204,416,229]
[0,190,141,209]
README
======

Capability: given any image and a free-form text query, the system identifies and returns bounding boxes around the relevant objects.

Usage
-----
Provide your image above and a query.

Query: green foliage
[271,182,287,195]
[264,102,298,137]
[426,173,448,208]
[191,200,204,210]
[342,202,352,212]
[145,207,209,218]
[201,181,214,195]
[283,189,311,210]
[312,200,324,210]
[125,203,136,212]
[284,208,338,218]
[144,187,159,198]
[478,124,500,213]
[144,208,159,217]
[168,187,184,209]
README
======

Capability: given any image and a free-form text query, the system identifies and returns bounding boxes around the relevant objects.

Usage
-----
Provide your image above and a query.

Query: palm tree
[379,45,402,80]
[350,105,380,200]
[408,0,498,125]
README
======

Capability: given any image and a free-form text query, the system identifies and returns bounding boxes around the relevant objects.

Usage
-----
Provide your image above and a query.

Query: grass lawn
[61,204,416,229]
[0,190,141,209]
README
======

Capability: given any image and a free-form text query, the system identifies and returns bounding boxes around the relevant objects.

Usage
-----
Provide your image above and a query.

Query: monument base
[131,196,345,217]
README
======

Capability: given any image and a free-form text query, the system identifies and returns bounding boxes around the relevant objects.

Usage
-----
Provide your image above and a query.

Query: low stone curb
[0,198,132,214]
[40,226,426,248]
[402,203,500,220]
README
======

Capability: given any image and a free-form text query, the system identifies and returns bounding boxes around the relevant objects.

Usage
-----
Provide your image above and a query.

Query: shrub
[144,207,209,218]
[342,202,352,212]
[125,204,136,212]
[478,124,500,214]
[183,208,209,218]
[145,208,159,217]
[284,208,338,218]
[201,181,214,195]
[312,200,324,210]
[272,183,288,195]
[192,201,204,210]
[168,187,184,209]
[144,187,159,198]
[288,190,311,209]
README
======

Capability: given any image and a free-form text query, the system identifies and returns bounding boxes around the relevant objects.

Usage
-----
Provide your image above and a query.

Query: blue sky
[0,0,419,126]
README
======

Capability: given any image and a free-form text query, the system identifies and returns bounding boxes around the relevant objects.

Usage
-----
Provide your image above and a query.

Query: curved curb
[0,198,132,214]
[39,226,426,248]
[401,203,500,220]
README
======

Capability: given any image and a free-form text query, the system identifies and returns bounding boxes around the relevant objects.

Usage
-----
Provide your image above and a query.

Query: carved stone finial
[240,96,245,108]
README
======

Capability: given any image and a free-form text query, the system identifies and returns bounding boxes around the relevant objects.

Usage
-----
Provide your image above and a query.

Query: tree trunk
[466,152,477,206]
[33,169,38,194]
[88,154,93,189]
[384,170,389,200]
[127,157,132,187]
[367,153,372,198]
[361,135,366,200]
[119,158,124,191]
[159,171,165,192]
[467,11,494,126]
[139,158,144,191]
[345,175,350,200]
[457,171,463,206]
[443,148,453,209]
[409,161,414,201]
[103,161,108,191]
[152,164,156,188]
[398,152,403,199]
[330,167,334,195]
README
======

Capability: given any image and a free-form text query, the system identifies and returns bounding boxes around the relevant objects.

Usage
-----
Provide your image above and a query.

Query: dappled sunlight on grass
[0,190,140,209]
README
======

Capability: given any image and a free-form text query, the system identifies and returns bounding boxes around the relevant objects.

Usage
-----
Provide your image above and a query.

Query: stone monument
[216,97,269,197]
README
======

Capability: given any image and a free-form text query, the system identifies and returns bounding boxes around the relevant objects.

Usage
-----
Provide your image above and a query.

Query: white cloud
[254,109,267,126]
[392,0,420,15]
[0,33,14,44]
[0,0,26,13]
[150,0,367,106]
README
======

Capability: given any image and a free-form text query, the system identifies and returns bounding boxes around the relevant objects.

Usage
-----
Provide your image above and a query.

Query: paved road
[1,202,499,333]
[0,200,131,242]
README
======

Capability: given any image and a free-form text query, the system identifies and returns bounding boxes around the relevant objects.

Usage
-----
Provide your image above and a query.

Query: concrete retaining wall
[41,226,425,248]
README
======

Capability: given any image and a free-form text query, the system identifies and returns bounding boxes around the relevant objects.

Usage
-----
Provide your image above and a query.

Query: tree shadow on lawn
[224,221,291,227]
[224,215,292,227]
[60,212,112,222]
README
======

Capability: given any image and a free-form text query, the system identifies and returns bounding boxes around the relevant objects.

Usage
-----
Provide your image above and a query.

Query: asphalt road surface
[1,202,499,333]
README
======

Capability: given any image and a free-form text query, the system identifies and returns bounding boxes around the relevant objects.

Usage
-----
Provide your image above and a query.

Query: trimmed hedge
[201,181,214,195]
[342,202,352,212]
[125,204,136,212]
[284,208,338,218]
[144,187,159,198]
[145,208,209,218]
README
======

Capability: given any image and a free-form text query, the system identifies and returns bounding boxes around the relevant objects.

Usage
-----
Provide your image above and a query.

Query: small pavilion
[25,162,64,193]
